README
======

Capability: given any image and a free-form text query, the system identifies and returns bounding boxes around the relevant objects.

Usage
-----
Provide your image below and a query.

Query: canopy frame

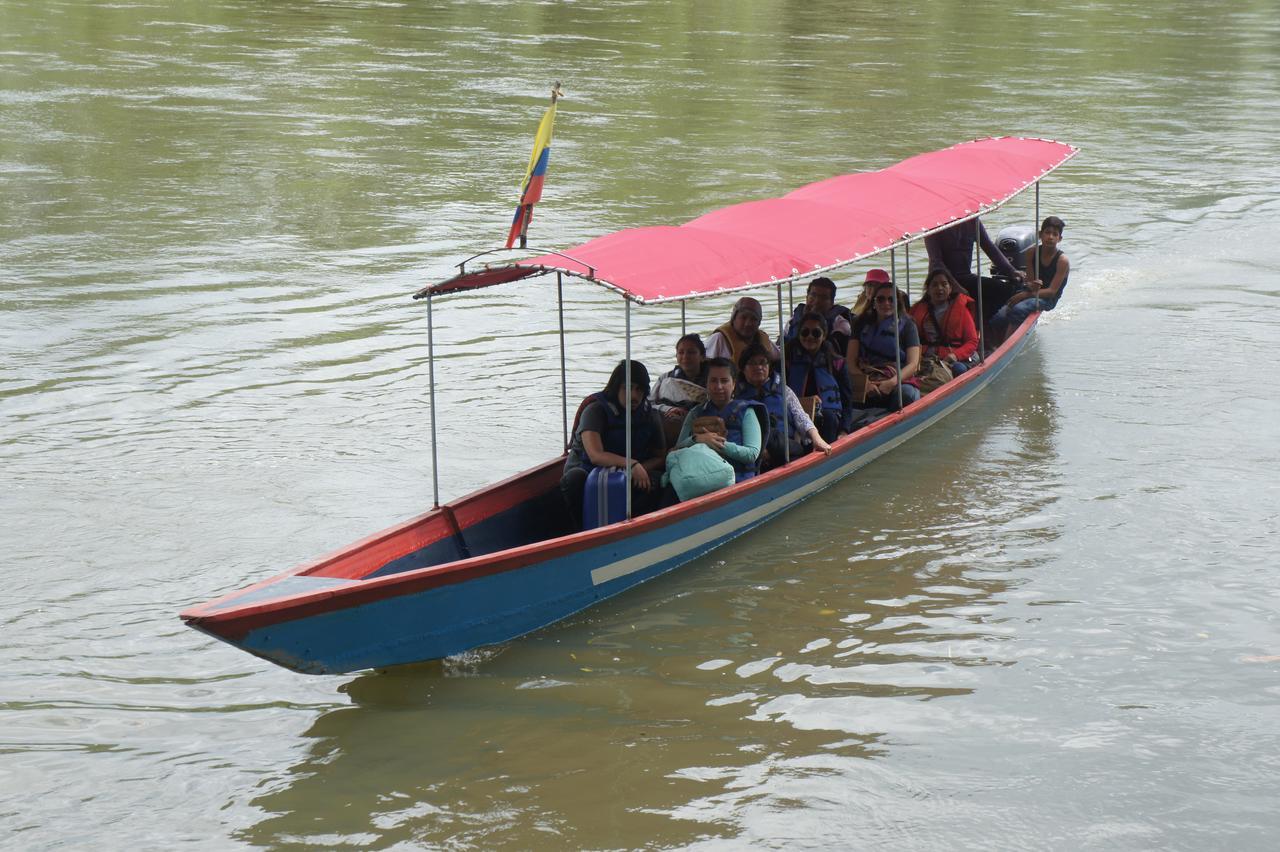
[415,137,1078,306]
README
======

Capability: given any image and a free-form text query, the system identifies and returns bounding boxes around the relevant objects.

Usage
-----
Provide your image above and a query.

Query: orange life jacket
[714,322,774,371]
[908,291,979,362]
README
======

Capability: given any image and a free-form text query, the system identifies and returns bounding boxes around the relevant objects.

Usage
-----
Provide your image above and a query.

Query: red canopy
[421,136,1077,304]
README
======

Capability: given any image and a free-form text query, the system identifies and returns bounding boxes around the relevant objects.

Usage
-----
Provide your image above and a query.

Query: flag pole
[517,206,531,249]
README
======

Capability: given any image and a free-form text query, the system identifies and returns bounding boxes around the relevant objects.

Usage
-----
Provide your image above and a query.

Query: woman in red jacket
[908,268,980,375]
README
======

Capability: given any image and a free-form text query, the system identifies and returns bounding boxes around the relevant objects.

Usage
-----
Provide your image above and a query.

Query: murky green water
[3,0,1279,848]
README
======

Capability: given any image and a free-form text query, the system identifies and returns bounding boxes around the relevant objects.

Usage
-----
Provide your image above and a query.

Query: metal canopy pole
[891,249,903,411]
[976,218,986,362]
[680,301,686,337]
[557,272,568,451]
[624,299,633,520]
[777,283,789,464]
[1034,181,1042,281]
[904,243,911,302]
[427,292,441,508]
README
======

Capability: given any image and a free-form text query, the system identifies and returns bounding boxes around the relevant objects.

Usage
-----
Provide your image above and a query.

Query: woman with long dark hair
[908,267,979,375]
[560,360,666,527]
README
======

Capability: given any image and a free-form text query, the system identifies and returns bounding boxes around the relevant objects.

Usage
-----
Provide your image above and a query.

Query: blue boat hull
[184,318,1036,674]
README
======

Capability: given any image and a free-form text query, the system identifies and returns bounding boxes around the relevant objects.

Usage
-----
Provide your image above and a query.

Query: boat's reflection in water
[238,348,1062,847]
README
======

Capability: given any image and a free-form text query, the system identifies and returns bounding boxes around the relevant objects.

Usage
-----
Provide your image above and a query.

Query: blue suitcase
[583,467,629,529]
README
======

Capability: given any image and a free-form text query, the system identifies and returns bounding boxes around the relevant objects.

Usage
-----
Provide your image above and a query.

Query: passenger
[692,415,726,439]
[846,281,922,411]
[650,332,710,444]
[783,311,853,442]
[560,360,666,528]
[925,218,1025,321]
[661,416,736,502]
[736,343,833,469]
[988,216,1070,345]
[705,296,780,368]
[675,357,763,482]
[908,267,979,375]
[850,268,892,317]
[783,277,852,353]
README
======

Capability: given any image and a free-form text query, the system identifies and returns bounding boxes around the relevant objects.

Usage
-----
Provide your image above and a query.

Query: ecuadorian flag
[505,99,558,249]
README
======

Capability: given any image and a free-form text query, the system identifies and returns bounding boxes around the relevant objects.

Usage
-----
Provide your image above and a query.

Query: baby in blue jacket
[662,417,736,501]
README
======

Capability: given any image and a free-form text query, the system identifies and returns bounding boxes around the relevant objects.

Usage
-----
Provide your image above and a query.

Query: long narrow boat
[181,137,1078,674]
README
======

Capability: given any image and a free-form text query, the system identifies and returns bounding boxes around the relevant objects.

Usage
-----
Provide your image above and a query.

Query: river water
[3,1,1279,848]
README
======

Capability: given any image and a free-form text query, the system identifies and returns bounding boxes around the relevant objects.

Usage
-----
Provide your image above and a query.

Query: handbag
[852,362,897,399]
[914,354,953,393]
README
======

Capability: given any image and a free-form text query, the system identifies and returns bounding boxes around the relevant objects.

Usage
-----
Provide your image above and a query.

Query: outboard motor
[994,225,1036,273]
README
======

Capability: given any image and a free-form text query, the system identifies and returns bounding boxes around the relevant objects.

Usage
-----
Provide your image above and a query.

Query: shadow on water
[236,346,1065,847]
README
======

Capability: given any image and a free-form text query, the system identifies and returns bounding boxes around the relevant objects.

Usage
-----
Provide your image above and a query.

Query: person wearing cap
[782,277,853,353]
[847,279,922,412]
[705,296,780,369]
[924,218,1026,321]
[850,268,893,317]
[560,359,666,528]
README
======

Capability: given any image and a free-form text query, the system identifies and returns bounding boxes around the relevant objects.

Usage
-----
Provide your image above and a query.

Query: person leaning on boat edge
[673,357,764,483]
[705,296,780,367]
[988,216,1070,347]
[782,277,852,354]
[735,343,833,468]
[560,360,666,528]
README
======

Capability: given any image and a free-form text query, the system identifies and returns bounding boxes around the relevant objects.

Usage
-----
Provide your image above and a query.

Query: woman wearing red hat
[850,268,893,317]
[846,279,922,411]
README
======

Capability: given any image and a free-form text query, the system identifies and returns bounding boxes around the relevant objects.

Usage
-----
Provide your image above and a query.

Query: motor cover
[995,225,1036,271]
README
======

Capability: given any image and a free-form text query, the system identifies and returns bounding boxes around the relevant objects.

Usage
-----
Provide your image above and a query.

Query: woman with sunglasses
[783,311,853,442]
[735,342,832,469]
[846,282,922,411]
